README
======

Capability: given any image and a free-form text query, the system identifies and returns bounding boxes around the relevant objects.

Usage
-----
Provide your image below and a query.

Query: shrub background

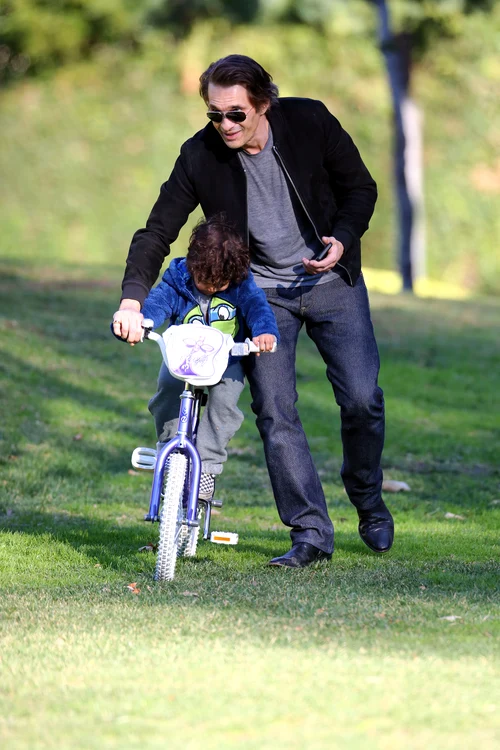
[1,3,499,294]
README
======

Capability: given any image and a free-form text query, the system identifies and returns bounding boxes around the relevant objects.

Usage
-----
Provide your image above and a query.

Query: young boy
[117,214,278,500]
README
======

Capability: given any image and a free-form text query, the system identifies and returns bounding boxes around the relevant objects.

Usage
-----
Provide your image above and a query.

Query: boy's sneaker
[198,473,216,501]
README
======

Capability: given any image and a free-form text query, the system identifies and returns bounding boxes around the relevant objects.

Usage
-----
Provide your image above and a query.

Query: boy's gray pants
[148,359,245,475]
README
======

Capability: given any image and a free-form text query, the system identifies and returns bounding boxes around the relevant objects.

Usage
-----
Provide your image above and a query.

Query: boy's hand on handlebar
[252,334,276,356]
[112,300,144,345]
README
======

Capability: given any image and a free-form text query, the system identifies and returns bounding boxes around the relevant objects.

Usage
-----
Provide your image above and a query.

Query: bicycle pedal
[131,446,156,471]
[210,531,238,545]
[211,498,223,508]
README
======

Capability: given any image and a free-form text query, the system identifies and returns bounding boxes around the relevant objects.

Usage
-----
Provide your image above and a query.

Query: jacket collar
[266,101,287,148]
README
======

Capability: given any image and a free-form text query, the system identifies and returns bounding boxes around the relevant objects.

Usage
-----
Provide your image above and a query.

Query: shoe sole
[359,534,394,553]
[268,555,332,568]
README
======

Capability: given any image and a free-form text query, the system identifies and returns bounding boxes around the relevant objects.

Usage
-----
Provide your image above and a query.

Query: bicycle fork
[145,385,201,527]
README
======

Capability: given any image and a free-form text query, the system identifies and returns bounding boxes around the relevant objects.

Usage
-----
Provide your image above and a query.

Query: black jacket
[122,97,378,305]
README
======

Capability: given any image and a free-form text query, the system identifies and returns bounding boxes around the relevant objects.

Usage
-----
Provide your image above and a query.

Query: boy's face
[193,276,230,296]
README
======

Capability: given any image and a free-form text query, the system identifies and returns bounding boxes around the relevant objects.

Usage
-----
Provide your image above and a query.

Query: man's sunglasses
[206,109,251,124]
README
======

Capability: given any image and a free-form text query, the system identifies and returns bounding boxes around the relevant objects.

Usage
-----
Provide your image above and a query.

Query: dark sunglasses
[206,108,252,124]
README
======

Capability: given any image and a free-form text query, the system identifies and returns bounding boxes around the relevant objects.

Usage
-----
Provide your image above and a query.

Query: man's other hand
[302,236,344,275]
[112,300,144,345]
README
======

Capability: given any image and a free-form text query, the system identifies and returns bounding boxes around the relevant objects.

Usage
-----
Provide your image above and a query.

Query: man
[113,54,394,568]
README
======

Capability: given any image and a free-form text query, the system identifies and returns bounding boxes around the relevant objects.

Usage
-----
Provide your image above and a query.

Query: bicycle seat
[162,324,234,386]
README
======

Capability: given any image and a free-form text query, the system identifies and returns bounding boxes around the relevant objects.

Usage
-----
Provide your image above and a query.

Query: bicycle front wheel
[155,452,188,581]
[178,505,202,558]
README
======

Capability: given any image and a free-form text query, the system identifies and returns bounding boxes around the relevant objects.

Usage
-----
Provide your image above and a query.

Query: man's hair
[199,54,279,110]
[186,214,250,288]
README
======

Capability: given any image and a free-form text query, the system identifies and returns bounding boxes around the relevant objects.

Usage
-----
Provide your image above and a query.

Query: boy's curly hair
[186,214,250,288]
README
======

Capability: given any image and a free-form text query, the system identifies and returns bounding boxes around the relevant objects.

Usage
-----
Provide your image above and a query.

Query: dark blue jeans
[244,275,384,554]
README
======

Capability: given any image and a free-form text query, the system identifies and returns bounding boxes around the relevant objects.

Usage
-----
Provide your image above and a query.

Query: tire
[154,452,188,581]
[178,505,202,558]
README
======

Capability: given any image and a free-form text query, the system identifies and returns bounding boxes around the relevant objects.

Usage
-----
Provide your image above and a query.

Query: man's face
[206,83,268,152]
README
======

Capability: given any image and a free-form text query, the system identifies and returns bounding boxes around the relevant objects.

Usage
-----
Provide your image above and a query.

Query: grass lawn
[0,255,499,749]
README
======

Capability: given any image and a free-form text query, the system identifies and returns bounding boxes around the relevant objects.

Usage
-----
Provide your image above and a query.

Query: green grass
[1,257,499,748]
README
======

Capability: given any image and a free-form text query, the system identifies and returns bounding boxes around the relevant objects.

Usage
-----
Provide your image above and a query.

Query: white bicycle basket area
[162,324,234,386]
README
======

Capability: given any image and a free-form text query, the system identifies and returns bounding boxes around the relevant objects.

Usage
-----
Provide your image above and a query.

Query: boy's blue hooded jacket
[141,257,279,344]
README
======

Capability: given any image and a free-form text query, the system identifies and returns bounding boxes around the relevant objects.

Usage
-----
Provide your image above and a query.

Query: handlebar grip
[244,338,277,354]
[141,318,154,341]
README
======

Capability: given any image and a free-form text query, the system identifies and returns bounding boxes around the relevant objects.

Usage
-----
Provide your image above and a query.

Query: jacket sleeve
[140,280,178,330]
[236,276,280,341]
[319,102,377,252]
[121,143,199,306]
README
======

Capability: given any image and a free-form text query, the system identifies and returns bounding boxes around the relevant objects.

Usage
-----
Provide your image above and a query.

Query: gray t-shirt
[193,288,211,321]
[238,128,338,289]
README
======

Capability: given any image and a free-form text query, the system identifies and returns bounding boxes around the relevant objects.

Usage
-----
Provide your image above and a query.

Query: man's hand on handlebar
[252,334,276,356]
[112,299,144,345]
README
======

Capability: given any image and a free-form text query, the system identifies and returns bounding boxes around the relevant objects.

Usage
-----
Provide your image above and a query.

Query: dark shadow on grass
[2,509,498,596]
[0,509,155,572]
[0,349,150,474]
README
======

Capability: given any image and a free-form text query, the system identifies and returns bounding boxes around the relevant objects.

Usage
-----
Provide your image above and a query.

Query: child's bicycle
[132,320,274,581]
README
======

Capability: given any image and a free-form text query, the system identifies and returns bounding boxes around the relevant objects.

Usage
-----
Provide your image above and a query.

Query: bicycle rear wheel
[155,452,188,581]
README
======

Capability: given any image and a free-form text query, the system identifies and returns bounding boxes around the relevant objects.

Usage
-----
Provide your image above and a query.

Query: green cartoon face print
[208,297,239,336]
[183,306,205,326]
[183,298,239,337]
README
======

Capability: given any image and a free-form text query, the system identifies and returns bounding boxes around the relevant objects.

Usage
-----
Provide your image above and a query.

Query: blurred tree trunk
[371,0,426,291]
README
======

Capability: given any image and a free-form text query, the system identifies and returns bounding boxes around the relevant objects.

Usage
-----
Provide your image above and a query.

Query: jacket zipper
[272,145,353,286]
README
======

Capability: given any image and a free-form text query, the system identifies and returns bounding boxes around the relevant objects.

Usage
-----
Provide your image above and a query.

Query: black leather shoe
[268,542,332,568]
[358,502,394,553]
